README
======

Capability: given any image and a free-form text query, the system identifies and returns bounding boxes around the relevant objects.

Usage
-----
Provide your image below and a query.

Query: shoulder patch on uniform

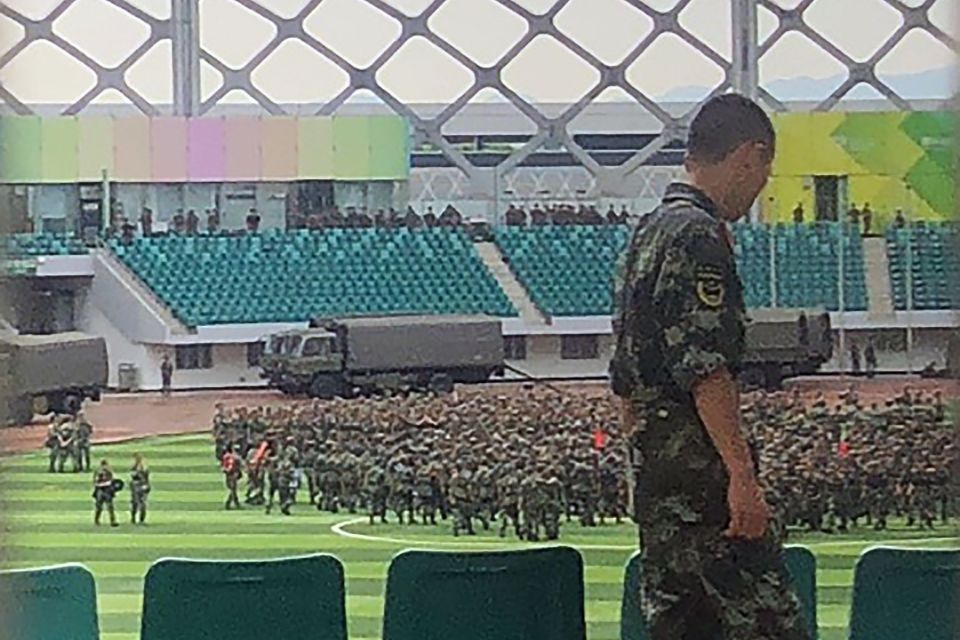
[695,265,725,308]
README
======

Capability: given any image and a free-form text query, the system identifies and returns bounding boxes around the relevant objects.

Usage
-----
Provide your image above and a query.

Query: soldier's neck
[686,168,742,222]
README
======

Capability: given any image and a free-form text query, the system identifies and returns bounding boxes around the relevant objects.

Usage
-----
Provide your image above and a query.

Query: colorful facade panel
[0,116,409,184]
[763,111,955,225]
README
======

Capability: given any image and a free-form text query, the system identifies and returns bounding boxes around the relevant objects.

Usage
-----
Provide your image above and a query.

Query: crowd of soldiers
[753,387,954,533]
[45,412,93,474]
[212,384,955,539]
[42,412,151,527]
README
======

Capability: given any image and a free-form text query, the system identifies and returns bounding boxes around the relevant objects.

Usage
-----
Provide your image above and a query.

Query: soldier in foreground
[93,459,119,527]
[610,95,809,639]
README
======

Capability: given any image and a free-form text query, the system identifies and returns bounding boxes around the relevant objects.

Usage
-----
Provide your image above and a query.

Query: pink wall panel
[188,118,226,181]
[225,117,261,180]
[113,118,152,181]
[151,118,188,181]
[261,117,298,180]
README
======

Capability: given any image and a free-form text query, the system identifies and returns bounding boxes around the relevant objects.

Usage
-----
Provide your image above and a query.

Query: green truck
[261,315,505,398]
[740,309,833,389]
[0,331,109,425]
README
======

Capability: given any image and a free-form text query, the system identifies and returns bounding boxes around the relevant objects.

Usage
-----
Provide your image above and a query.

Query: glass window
[561,335,599,360]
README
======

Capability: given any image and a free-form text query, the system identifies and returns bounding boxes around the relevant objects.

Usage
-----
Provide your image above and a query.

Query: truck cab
[259,328,344,394]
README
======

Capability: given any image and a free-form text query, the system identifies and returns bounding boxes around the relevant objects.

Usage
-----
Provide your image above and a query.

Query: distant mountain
[658,66,956,102]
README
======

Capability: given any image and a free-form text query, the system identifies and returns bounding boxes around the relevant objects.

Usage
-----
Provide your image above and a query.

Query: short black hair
[686,93,775,163]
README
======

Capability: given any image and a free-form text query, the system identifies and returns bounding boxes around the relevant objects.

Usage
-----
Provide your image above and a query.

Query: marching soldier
[222,446,244,510]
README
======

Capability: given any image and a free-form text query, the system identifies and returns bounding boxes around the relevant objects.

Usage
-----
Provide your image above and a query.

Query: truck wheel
[63,393,83,415]
[429,373,454,395]
[10,396,34,426]
[33,395,50,416]
[762,366,783,391]
[309,375,344,400]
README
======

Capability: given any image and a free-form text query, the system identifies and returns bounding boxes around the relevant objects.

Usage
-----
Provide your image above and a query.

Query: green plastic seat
[141,554,347,640]
[0,563,99,640]
[620,545,817,640]
[848,547,960,640]
[382,547,586,640]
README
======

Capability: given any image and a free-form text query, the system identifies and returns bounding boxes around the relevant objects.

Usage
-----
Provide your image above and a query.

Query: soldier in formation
[45,413,93,473]
[209,384,954,538]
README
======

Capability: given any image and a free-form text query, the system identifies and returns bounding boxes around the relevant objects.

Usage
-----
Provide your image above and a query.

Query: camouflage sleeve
[611,247,630,334]
[653,220,739,392]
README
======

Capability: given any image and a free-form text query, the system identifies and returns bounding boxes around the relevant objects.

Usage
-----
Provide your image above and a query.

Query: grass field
[1,433,957,640]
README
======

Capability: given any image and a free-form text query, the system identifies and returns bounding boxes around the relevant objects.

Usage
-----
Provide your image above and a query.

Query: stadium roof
[3,99,950,136]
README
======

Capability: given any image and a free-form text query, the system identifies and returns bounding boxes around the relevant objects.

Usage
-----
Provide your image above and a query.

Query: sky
[0,0,955,107]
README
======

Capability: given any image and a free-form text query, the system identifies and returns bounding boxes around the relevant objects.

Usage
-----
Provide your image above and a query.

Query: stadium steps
[93,248,192,337]
[863,237,894,318]
[474,241,547,324]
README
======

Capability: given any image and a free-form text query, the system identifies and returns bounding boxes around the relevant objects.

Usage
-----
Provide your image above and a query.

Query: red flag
[252,441,269,466]
[593,428,608,451]
[838,440,850,459]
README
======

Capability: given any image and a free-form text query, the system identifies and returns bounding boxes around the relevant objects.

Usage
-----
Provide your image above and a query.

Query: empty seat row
[110,228,518,326]
[495,223,869,317]
[4,233,89,258]
[886,224,960,310]
[2,546,957,640]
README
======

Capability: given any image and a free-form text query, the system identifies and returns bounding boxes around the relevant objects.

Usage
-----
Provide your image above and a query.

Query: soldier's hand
[724,473,769,540]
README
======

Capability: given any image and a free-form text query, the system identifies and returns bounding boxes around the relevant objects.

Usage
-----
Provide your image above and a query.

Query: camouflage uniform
[130,458,151,524]
[363,464,389,524]
[222,449,243,510]
[610,183,809,640]
[77,419,93,472]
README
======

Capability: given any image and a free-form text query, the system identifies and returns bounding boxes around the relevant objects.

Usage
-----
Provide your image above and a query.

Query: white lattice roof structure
[0,0,956,200]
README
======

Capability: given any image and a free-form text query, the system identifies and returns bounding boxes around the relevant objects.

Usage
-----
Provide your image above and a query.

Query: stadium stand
[141,555,347,640]
[109,228,518,326]
[0,563,100,640]
[735,222,868,311]
[382,547,586,640]
[494,224,630,316]
[5,233,89,258]
[885,223,959,310]
[495,222,868,317]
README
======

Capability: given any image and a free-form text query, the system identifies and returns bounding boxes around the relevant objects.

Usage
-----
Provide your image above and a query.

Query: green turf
[1,433,956,640]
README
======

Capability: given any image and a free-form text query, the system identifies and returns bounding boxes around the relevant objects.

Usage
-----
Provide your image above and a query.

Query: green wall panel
[0,117,42,183]
[333,116,371,180]
[368,116,408,180]
[41,117,79,182]
[78,117,114,181]
[298,117,334,179]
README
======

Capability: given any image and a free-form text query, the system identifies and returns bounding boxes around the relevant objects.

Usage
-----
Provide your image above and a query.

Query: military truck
[0,331,109,425]
[261,315,505,398]
[740,309,833,390]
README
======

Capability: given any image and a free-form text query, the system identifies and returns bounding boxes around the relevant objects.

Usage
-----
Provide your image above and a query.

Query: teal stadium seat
[141,554,347,640]
[494,225,629,317]
[848,547,960,640]
[495,222,866,317]
[0,563,99,640]
[886,223,959,310]
[382,547,587,640]
[111,229,518,326]
[620,545,818,640]
[6,233,89,258]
